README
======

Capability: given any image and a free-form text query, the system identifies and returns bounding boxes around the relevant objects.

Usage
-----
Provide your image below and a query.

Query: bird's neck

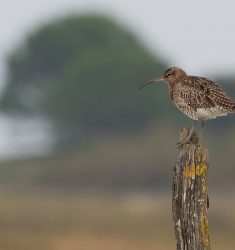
[168,81,181,100]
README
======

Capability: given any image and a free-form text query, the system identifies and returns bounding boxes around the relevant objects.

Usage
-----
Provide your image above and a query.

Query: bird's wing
[188,76,235,111]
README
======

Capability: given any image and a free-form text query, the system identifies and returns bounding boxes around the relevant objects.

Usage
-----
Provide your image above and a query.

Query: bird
[139,67,235,146]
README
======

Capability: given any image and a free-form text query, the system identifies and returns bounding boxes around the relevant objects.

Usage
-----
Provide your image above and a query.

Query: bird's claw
[176,140,192,148]
[177,138,201,148]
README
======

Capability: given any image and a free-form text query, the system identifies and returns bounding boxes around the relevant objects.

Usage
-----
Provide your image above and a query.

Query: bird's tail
[231,97,235,111]
[231,102,235,112]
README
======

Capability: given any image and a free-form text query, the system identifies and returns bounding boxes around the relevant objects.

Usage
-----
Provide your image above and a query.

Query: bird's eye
[165,73,171,78]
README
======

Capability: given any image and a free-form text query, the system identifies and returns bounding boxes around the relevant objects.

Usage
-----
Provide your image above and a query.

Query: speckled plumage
[147,67,235,120]
[139,67,235,145]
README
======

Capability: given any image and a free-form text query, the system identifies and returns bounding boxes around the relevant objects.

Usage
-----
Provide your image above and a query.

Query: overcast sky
[1,0,235,86]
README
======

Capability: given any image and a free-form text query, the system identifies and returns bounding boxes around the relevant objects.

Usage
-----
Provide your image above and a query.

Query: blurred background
[0,1,235,249]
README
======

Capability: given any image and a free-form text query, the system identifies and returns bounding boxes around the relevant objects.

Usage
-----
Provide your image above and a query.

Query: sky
[0,0,235,157]
[1,0,235,85]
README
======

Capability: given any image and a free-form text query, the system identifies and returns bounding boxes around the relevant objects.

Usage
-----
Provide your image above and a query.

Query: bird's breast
[168,85,197,120]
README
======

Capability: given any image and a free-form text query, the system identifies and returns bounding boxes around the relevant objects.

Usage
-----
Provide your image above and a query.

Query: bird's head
[139,67,187,90]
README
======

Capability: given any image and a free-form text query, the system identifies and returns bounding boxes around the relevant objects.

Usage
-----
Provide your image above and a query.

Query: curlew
[139,67,235,146]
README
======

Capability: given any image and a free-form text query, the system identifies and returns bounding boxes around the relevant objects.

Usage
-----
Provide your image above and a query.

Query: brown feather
[162,67,235,120]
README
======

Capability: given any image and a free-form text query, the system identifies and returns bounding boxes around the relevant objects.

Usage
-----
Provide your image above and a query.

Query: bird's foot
[176,139,193,148]
[177,134,201,148]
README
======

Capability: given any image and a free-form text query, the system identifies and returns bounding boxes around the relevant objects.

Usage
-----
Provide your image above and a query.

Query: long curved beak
[138,76,164,90]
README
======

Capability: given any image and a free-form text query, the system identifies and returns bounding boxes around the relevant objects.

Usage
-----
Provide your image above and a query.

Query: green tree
[0,14,168,148]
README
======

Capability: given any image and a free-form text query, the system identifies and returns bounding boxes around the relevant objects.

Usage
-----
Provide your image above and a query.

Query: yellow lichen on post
[200,207,210,247]
[202,184,207,193]
[183,164,207,178]
[183,164,196,178]
[196,164,207,176]
[197,147,208,163]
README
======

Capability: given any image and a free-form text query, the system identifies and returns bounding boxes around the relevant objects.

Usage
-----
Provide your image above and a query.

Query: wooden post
[172,128,210,250]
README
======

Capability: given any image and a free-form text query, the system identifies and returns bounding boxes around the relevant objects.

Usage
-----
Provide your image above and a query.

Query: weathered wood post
[172,128,210,250]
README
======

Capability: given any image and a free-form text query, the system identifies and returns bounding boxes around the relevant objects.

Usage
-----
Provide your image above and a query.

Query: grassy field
[0,190,234,250]
[0,125,235,250]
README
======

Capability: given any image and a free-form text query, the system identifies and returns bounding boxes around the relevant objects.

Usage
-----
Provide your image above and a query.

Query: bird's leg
[198,119,205,144]
[177,120,197,147]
